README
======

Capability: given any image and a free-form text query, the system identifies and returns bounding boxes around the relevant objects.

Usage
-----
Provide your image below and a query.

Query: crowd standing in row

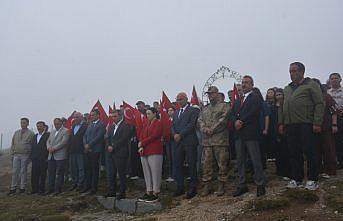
[8,62,343,203]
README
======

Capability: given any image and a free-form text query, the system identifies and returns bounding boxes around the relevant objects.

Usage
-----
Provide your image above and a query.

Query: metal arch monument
[201,66,243,104]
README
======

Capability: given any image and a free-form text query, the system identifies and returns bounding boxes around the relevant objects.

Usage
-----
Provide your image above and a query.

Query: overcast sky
[0,0,342,147]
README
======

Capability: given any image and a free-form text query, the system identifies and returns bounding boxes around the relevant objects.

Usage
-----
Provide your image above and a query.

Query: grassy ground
[1,149,343,220]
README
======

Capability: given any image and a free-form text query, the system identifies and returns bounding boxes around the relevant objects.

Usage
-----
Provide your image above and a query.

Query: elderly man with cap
[198,86,230,197]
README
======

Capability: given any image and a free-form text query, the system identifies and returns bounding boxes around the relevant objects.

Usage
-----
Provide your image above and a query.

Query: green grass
[247,197,290,211]
[0,193,103,221]
[283,188,319,203]
[325,181,343,213]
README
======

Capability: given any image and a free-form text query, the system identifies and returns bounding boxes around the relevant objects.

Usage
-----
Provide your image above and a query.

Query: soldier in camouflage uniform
[198,86,230,197]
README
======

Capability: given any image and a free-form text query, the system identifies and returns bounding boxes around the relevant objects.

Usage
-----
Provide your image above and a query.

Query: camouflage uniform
[198,101,230,183]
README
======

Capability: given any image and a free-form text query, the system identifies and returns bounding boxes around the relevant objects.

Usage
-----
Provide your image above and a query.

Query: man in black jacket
[31,121,50,195]
[231,75,266,197]
[105,110,132,199]
[68,112,88,191]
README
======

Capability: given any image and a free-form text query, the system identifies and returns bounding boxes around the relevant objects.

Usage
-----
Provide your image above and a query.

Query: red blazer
[140,119,163,156]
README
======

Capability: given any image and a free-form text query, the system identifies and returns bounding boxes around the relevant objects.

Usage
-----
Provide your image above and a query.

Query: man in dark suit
[172,92,200,199]
[68,112,88,191]
[31,121,50,195]
[104,110,132,199]
[231,75,266,197]
[81,109,106,195]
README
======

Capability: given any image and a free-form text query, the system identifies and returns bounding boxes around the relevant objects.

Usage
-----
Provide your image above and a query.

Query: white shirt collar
[114,120,122,127]
[243,91,253,102]
[181,104,189,111]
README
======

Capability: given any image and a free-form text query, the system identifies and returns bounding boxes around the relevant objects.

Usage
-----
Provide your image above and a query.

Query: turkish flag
[228,84,240,130]
[123,101,136,126]
[107,105,114,131]
[134,109,148,141]
[231,83,239,108]
[160,91,173,142]
[64,111,76,130]
[191,85,200,106]
[123,101,147,140]
[91,100,109,125]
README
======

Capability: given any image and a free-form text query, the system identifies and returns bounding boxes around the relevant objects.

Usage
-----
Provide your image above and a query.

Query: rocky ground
[1,149,343,221]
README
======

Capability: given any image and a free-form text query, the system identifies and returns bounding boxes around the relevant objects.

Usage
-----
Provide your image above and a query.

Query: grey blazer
[47,127,70,161]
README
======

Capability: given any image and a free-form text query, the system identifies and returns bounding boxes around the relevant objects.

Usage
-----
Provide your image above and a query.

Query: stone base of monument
[97,196,116,210]
[97,196,163,214]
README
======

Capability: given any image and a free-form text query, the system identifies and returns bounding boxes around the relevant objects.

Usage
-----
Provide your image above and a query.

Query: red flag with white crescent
[191,85,200,106]
[160,91,173,142]
[64,111,76,129]
[91,100,109,125]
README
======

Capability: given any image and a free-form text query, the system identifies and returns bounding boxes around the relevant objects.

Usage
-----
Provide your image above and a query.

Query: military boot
[200,183,211,197]
[215,181,225,196]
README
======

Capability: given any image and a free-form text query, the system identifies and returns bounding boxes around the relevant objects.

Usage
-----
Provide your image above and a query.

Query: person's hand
[332,125,338,134]
[174,134,181,143]
[138,142,142,148]
[138,147,144,154]
[207,128,214,135]
[108,146,113,153]
[263,129,268,135]
[84,144,90,153]
[48,147,54,153]
[278,125,284,135]
[235,120,243,130]
[313,125,322,133]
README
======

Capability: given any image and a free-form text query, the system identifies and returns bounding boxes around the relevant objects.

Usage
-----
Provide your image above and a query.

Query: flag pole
[0,133,3,150]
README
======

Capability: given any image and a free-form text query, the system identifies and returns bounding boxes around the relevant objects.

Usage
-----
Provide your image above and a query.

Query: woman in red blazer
[138,107,163,203]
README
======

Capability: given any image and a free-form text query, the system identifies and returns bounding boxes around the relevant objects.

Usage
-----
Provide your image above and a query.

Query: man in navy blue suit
[231,75,266,197]
[81,109,106,195]
[172,92,200,199]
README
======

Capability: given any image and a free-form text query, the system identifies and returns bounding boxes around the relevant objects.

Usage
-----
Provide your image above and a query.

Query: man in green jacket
[279,62,324,190]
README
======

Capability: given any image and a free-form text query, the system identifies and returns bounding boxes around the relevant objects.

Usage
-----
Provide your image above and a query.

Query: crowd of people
[8,62,343,203]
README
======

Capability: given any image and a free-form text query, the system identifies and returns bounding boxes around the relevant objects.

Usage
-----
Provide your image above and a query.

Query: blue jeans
[70,153,85,187]
[48,158,65,192]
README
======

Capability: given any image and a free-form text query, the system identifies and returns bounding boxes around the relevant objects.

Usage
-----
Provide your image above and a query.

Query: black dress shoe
[53,190,62,196]
[46,190,54,195]
[186,188,197,199]
[173,189,185,197]
[232,186,249,197]
[80,187,91,194]
[116,193,126,200]
[86,190,97,195]
[69,185,77,191]
[19,189,25,194]
[8,189,16,196]
[29,191,38,195]
[104,193,116,198]
[256,185,266,197]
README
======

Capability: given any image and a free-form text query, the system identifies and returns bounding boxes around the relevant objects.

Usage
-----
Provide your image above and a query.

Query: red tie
[240,95,245,107]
